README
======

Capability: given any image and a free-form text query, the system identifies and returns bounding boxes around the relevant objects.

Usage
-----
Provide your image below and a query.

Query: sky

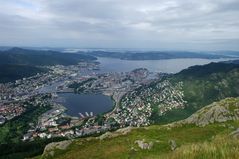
[0,0,239,50]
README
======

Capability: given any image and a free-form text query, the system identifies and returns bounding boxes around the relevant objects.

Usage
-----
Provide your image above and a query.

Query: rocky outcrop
[135,139,153,150]
[115,126,133,135]
[230,128,239,139]
[98,127,133,140]
[99,132,116,140]
[168,139,177,151]
[173,98,239,127]
[43,140,72,157]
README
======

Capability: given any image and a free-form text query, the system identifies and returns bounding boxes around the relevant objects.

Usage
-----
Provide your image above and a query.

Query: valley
[0,48,239,159]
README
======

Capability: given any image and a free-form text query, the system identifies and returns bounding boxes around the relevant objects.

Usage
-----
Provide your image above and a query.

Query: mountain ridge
[0,47,97,66]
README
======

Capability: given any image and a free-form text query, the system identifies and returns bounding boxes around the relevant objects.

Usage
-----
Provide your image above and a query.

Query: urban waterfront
[53,57,236,119]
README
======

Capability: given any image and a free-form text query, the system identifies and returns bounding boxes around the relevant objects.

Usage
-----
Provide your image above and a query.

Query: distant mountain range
[1,47,239,62]
[0,47,238,84]
[79,50,239,60]
[0,47,97,66]
[0,47,97,83]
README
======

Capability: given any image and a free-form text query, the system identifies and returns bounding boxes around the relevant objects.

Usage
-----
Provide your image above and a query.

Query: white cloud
[0,0,238,50]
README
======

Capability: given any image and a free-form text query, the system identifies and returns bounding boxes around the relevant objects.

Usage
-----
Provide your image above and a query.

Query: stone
[230,128,239,139]
[135,139,153,150]
[168,139,177,151]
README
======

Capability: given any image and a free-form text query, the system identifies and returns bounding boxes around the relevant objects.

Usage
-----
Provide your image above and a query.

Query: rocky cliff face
[177,98,239,127]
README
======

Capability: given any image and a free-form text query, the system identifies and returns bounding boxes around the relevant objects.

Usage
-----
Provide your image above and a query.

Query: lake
[97,57,235,73]
[56,93,113,117]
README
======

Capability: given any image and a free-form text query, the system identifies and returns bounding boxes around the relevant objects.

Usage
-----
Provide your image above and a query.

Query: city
[1,60,170,141]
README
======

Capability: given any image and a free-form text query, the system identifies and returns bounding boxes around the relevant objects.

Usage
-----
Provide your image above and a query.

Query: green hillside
[157,62,239,123]
[36,98,239,159]
[0,47,97,66]
[0,64,48,83]
[120,62,239,125]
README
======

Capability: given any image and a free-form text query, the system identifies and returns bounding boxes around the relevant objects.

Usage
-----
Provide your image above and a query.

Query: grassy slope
[39,121,239,159]
[36,97,239,159]
[159,135,239,159]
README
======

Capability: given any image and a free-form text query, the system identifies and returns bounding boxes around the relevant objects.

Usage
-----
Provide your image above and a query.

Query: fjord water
[56,93,113,117]
[97,57,235,73]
